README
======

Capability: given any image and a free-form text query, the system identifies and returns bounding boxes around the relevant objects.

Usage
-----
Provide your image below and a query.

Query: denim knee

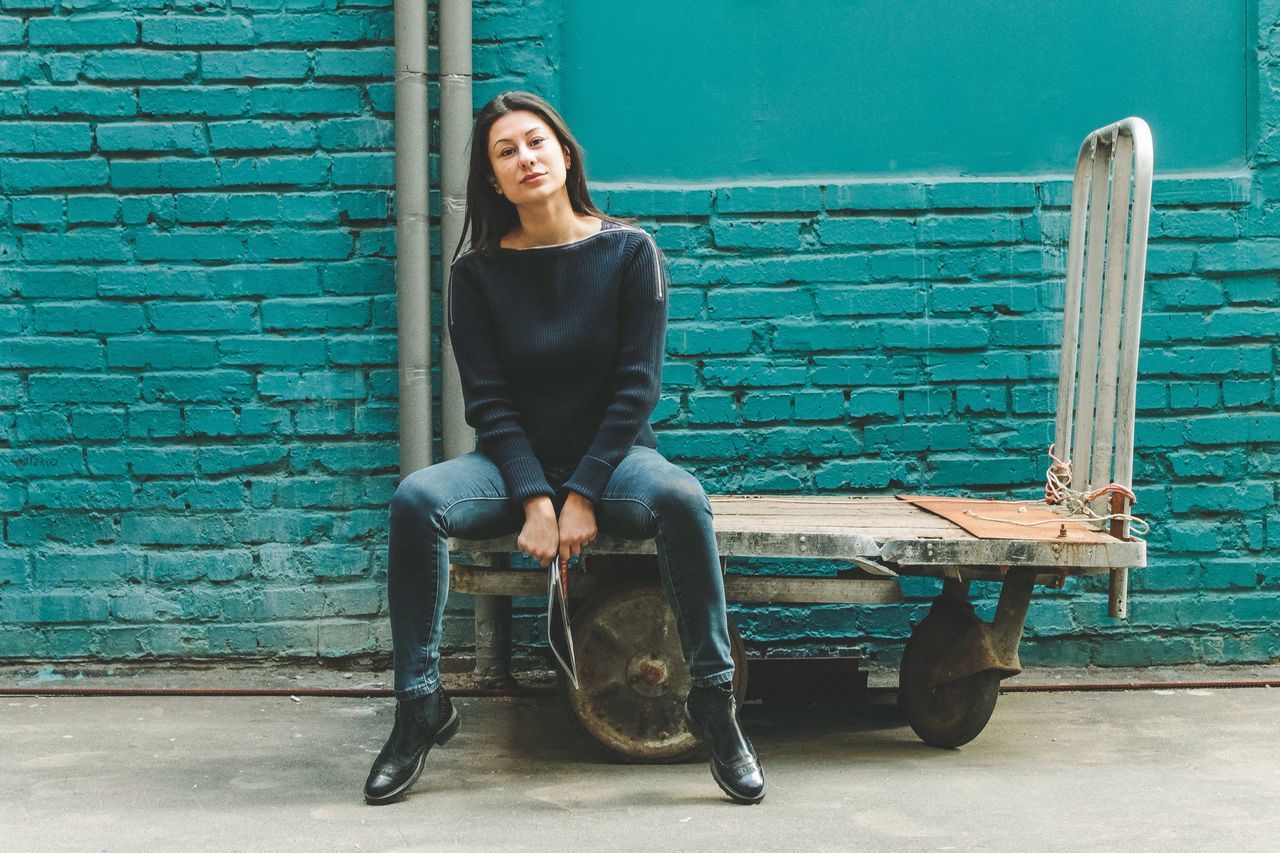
[649,471,713,520]
[389,467,450,528]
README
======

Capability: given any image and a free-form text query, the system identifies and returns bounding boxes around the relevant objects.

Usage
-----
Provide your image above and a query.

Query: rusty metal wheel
[898,601,1001,749]
[559,583,746,764]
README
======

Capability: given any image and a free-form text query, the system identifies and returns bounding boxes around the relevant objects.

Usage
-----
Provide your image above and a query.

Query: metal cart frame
[447,118,1154,759]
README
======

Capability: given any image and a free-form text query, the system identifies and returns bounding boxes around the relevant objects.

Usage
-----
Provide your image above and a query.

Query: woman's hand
[557,492,597,567]
[518,497,560,567]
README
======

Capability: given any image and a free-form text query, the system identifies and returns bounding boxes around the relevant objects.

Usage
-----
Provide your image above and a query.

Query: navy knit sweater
[447,219,669,507]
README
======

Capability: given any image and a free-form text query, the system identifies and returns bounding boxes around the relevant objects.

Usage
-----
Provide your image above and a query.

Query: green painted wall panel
[562,0,1248,180]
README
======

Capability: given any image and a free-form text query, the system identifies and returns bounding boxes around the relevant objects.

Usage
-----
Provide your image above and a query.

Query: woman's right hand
[518,496,559,567]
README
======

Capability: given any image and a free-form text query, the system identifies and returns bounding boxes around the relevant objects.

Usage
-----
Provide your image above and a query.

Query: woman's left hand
[558,491,597,567]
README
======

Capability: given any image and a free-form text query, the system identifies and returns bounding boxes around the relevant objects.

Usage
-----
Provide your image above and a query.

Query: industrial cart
[447,117,1154,761]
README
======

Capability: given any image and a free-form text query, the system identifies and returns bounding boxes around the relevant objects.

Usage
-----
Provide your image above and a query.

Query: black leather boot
[363,688,460,805]
[683,682,765,804]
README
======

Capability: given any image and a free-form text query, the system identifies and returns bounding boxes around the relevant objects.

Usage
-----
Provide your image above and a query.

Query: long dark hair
[453,91,615,261]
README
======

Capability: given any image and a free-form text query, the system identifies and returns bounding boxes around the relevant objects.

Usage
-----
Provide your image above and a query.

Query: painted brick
[772,321,873,353]
[31,302,144,335]
[11,195,63,226]
[331,151,394,185]
[13,407,70,443]
[82,50,197,81]
[66,195,119,223]
[33,548,142,583]
[140,15,253,46]
[0,338,103,369]
[245,229,353,261]
[1,593,110,623]
[26,86,137,117]
[106,337,218,370]
[219,336,327,367]
[687,394,737,425]
[813,460,901,490]
[336,190,390,220]
[818,216,914,248]
[97,267,213,299]
[140,370,255,403]
[220,155,329,186]
[135,230,243,261]
[712,218,804,251]
[603,187,713,217]
[249,85,363,116]
[0,122,93,154]
[294,406,356,435]
[71,408,125,440]
[930,282,1038,314]
[927,181,1038,210]
[195,446,287,478]
[314,47,392,78]
[252,13,370,44]
[28,15,138,46]
[201,49,310,80]
[813,286,923,317]
[97,122,205,153]
[883,321,989,350]
[716,185,821,214]
[2,158,109,192]
[208,119,318,151]
[146,301,255,333]
[668,325,753,356]
[327,335,395,365]
[139,86,248,117]
[258,371,365,400]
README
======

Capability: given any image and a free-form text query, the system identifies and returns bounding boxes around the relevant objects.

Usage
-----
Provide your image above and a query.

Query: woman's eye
[500,148,514,157]
[531,137,544,146]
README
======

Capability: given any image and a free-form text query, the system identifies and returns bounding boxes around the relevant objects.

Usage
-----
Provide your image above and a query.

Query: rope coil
[964,443,1149,536]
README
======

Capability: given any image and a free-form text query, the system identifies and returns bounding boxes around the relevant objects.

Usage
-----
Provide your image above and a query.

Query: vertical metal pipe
[439,2,473,463]
[393,0,432,476]
[439,0,512,684]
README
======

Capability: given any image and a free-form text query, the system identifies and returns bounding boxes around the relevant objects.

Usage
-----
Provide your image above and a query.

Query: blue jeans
[387,444,736,698]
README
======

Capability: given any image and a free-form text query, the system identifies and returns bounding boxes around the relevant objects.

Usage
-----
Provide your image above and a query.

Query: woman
[363,91,765,806]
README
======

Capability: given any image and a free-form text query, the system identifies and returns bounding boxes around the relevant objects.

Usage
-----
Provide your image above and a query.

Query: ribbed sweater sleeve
[447,257,555,506]
[562,232,669,504]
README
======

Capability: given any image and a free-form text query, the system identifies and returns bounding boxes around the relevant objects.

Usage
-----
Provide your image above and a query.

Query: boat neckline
[496,218,621,252]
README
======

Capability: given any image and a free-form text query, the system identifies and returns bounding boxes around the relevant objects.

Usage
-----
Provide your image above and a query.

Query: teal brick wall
[1,1,1277,668]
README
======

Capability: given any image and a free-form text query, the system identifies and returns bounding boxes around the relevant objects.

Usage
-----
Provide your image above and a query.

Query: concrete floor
[2,682,1278,852]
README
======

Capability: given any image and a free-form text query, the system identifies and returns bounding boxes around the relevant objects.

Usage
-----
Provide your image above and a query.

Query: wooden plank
[450,527,887,560]
[726,575,901,604]
[879,536,1145,570]
[448,566,902,604]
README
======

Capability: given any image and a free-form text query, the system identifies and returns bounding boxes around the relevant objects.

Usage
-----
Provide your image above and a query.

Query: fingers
[557,540,593,565]
[519,538,555,568]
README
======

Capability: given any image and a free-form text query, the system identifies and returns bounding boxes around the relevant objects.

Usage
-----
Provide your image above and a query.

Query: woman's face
[486,109,570,206]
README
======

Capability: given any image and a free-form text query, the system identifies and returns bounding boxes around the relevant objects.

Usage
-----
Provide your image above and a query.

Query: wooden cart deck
[448,494,1146,605]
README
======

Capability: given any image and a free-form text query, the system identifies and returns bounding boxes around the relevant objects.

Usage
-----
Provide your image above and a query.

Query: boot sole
[363,705,461,806]
[683,704,765,805]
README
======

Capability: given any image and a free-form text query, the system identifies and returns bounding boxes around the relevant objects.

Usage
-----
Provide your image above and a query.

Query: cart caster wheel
[559,582,746,764]
[898,603,1000,749]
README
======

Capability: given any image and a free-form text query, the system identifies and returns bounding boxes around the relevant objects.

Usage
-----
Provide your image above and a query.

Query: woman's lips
[521,173,547,183]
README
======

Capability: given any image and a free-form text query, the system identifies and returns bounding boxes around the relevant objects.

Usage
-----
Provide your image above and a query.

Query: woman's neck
[505,194,597,248]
